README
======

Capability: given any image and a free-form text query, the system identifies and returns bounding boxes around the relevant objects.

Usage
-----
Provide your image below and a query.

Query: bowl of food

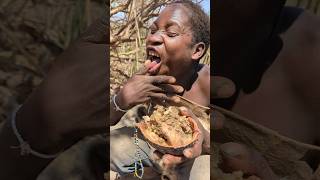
[137,104,200,156]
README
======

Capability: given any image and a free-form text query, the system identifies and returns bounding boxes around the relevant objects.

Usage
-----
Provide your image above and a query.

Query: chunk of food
[138,105,198,155]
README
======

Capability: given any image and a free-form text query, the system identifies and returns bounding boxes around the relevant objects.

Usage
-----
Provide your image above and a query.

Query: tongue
[145,57,161,75]
[147,61,158,68]
[146,60,161,74]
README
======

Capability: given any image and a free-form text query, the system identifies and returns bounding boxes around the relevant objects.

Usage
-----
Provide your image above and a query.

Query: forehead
[154,4,191,28]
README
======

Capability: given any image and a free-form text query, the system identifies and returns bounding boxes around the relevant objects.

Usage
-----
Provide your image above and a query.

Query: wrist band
[10,105,60,159]
[112,94,128,112]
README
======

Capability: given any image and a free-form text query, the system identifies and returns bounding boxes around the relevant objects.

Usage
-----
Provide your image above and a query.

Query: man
[109,1,211,179]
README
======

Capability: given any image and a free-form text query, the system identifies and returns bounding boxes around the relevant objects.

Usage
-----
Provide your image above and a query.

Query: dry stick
[133,0,143,74]
[112,1,163,38]
[110,0,132,16]
[0,21,43,76]
[111,0,170,54]
[134,1,142,47]
[110,48,140,56]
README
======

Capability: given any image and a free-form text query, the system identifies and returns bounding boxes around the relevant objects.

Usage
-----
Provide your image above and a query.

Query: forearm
[0,100,64,180]
[109,100,126,126]
[109,92,129,126]
[0,121,52,180]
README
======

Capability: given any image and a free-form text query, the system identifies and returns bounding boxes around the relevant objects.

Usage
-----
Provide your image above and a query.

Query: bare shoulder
[197,64,210,105]
[280,10,320,85]
[198,64,210,87]
[279,10,320,118]
[281,10,320,48]
[183,64,210,106]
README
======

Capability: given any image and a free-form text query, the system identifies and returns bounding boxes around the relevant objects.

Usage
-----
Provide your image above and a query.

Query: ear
[191,42,206,61]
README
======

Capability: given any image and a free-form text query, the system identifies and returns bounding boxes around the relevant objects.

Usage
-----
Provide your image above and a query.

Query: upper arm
[198,65,210,106]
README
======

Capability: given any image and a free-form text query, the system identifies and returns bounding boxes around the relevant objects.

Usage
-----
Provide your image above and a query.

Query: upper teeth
[149,51,160,58]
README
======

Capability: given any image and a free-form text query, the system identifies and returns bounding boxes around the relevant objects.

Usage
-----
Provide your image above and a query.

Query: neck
[175,62,199,91]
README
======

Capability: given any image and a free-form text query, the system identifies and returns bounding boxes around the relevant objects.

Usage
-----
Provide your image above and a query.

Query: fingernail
[179,86,184,92]
[163,158,170,166]
[173,96,180,103]
[170,77,176,83]
[145,60,151,66]
[220,143,244,158]
[184,149,193,158]
[217,84,235,98]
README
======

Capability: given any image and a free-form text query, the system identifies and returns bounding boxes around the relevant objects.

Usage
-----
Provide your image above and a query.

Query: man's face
[146,4,194,77]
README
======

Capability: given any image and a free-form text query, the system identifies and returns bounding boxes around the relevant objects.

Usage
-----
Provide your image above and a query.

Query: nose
[146,31,164,46]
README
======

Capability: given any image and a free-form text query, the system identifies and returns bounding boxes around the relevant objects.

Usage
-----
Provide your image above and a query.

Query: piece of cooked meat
[142,105,194,147]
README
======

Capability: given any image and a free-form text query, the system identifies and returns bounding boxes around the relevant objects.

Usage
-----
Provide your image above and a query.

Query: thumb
[211,76,236,98]
[135,60,157,75]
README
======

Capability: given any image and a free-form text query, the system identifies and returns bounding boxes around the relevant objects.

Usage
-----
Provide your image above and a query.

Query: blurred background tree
[0,0,105,122]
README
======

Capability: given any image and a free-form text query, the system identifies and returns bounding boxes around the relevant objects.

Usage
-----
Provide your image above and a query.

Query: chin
[157,66,170,75]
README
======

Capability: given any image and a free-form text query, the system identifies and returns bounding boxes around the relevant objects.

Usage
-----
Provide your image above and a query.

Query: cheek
[165,39,192,59]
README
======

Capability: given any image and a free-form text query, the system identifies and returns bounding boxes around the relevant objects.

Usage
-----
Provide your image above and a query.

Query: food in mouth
[147,49,161,63]
[138,105,197,155]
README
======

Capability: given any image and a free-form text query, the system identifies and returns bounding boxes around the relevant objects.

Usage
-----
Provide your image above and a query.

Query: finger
[212,111,225,130]
[183,138,203,159]
[219,142,276,178]
[158,84,184,94]
[149,93,180,103]
[219,142,256,174]
[148,61,162,74]
[148,75,176,84]
[211,76,236,98]
[144,60,152,66]
[148,84,183,95]
[162,154,186,168]
[136,61,158,75]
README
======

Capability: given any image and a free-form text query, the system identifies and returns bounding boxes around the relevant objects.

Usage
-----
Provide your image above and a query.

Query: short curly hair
[169,0,210,53]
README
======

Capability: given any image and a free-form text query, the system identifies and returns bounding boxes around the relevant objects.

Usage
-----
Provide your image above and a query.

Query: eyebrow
[165,20,181,29]
[153,19,181,29]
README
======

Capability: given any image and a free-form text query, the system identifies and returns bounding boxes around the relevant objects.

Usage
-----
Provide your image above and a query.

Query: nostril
[147,34,163,46]
[152,41,162,46]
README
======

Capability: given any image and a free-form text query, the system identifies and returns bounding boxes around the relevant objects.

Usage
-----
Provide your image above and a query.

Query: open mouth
[147,49,161,63]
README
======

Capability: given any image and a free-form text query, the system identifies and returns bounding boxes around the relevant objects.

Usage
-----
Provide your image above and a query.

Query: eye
[149,25,157,34]
[167,32,178,37]
[150,29,156,34]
